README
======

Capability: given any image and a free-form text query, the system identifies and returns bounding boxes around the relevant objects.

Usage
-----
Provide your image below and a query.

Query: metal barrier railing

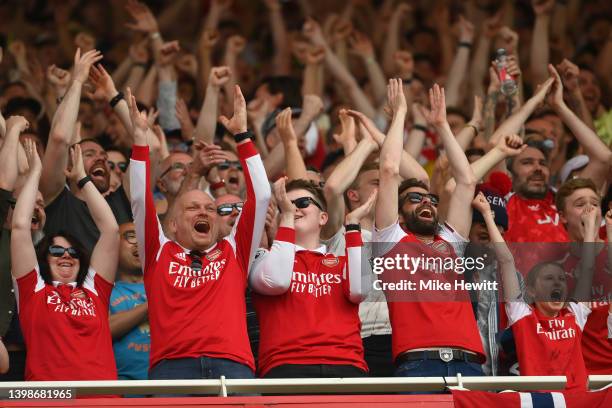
[0,375,584,397]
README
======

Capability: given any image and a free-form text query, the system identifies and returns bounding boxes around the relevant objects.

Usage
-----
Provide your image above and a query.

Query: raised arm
[489,76,554,146]
[344,190,376,303]
[445,16,474,107]
[0,338,7,374]
[572,205,600,301]
[222,36,245,107]
[264,0,291,76]
[276,108,307,181]
[348,108,429,184]
[472,192,521,301]
[549,65,612,189]
[109,302,148,340]
[194,66,231,144]
[382,3,412,75]
[348,31,387,106]
[249,178,295,295]
[303,20,376,119]
[423,85,476,238]
[10,139,41,279]
[66,145,119,282]
[556,59,595,130]
[219,86,272,273]
[40,49,102,204]
[323,131,378,240]
[128,88,168,273]
[469,14,500,97]
[529,0,554,85]
[0,117,29,191]
[376,79,406,230]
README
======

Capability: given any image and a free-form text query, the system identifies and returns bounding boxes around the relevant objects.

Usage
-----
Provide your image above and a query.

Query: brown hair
[343,162,379,208]
[555,177,599,212]
[285,179,327,211]
[398,178,429,197]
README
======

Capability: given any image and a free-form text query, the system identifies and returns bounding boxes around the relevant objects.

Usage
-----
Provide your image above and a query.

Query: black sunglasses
[217,202,243,216]
[402,192,439,207]
[160,162,188,178]
[108,160,128,172]
[218,161,242,171]
[292,197,323,211]
[49,245,80,259]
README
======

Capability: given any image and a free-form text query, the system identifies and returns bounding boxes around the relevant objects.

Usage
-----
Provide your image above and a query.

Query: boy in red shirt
[250,177,374,378]
[473,192,592,391]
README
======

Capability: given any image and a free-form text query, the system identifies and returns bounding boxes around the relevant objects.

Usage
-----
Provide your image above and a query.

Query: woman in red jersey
[250,177,375,378]
[11,141,119,381]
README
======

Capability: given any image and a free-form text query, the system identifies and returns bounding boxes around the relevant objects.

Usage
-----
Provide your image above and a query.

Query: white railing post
[219,375,227,397]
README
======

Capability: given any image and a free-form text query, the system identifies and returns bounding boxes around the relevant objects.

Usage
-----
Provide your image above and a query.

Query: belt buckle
[439,348,453,362]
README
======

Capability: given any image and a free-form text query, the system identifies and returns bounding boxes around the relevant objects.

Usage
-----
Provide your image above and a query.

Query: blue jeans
[149,356,255,380]
[395,354,484,394]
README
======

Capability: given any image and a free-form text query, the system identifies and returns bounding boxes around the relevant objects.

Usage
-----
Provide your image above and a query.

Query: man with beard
[505,65,612,243]
[39,49,132,252]
[375,81,485,379]
[0,116,46,381]
[109,222,150,380]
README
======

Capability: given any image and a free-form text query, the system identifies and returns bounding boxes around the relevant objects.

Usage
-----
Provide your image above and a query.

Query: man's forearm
[109,303,148,340]
[194,85,220,144]
[530,15,550,85]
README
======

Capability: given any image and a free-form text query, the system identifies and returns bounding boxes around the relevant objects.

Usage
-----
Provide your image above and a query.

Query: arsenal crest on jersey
[206,249,222,261]
[321,257,339,267]
[431,240,451,255]
[71,289,87,299]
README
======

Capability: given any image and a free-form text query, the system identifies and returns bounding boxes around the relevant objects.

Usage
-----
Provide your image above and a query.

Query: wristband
[345,223,361,232]
[464,123,479,134]
[233,130,254,143]
[458,41,472,49]
[210,181,226,191]
[413,124,428,132]
[77,176,92,189]
[109,92,124,108]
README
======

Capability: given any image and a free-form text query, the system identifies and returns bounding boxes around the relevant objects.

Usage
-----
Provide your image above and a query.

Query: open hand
[219,85,248,135]
[125,0,159,33]
[22,138,41,174]
[65,144,87,183]
[275,108,297,144]
[345,189,377,224]
[420,84,447,127]
[274,177,295,214]
[73,48,103,84]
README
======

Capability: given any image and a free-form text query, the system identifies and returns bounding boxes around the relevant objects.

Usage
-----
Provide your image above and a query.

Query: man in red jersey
[374,80,485,379]
[128,85,271,380]
[504,65,612,244]
[555,178,611,375]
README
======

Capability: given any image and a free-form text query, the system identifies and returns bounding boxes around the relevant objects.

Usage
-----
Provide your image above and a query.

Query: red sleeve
[228,140,271,275]
[130,145,168,276]
[15,268,40,310]
[343,230,365,303]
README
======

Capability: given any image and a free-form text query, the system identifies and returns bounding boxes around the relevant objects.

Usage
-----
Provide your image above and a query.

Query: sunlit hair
[555,177,599,212]
[285,179,327,211]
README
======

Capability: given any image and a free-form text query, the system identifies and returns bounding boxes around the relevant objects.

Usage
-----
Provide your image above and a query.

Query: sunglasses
[217,202,243,216]
[401,192,439,207]
[218,161,242,171]
[122,231,137,244]
[160,162,188,178]
[49,245,80,259]
[292,196,323,211]
[108,160,128,172]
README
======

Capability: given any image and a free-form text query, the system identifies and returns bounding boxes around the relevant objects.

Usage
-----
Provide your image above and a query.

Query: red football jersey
[504,192,569,243]
[130,142,269,371]
[373,222,485,362]
[16,267,117,381]
[506,301,590,391]
[252,227,367,376]
[559,246,611,374]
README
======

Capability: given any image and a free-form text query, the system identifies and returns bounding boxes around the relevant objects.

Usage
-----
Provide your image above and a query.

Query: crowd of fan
[0,0,611,395]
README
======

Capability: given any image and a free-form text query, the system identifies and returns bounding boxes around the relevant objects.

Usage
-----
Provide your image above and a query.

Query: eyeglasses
[122,231,137,244]
[401,192,439,207]
[108,161,128,172]
[292,197,323,211]
[159,162,188,178]
[217,161,242,171]
[217,202,243,216]
[49,245,80,259]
